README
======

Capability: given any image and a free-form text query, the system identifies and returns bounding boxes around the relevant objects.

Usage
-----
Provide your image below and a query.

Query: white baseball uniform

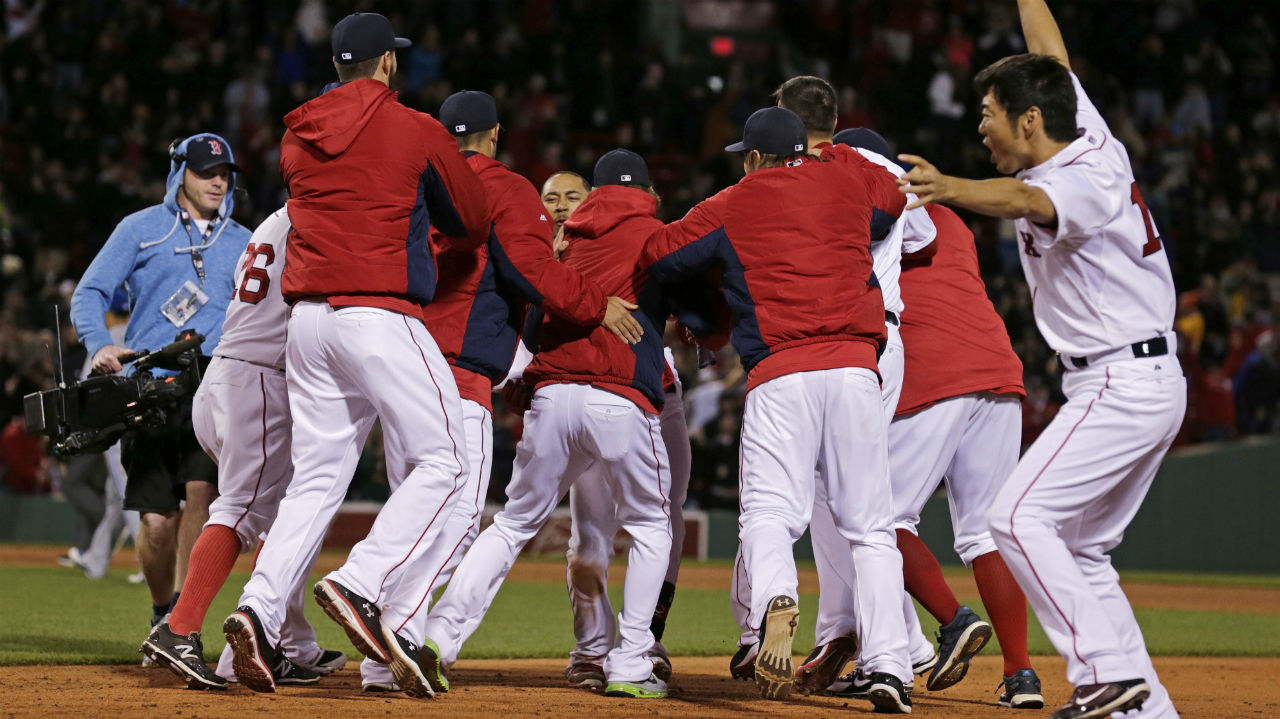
[420,382,672,684]
[189,206,326,671]
[565,348,690,666]
[986,72,1184,719]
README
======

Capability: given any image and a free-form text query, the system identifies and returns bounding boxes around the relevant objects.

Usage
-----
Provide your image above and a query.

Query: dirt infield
[6,545,1279,615]
[3,656,1277,718]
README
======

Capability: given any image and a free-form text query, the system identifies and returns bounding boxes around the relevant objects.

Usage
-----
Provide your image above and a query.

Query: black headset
[168,137,188,165]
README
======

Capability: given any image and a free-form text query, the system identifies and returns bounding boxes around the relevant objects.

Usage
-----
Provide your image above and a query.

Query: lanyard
[178,209,217,287]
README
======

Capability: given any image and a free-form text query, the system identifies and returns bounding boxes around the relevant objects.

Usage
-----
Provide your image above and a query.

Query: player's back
[215,207,290,369]
[1014,73,1175,357]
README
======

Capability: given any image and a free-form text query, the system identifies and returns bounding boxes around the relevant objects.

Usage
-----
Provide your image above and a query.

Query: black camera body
[24,333,206,456]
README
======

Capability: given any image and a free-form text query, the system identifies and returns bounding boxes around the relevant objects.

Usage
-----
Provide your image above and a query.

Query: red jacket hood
[284,79,397,158]
[564,185,658,239]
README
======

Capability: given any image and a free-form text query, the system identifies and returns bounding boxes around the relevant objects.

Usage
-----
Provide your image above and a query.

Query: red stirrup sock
[973,551,1033,676]
[167,525,241,636]
[896,528,962,625]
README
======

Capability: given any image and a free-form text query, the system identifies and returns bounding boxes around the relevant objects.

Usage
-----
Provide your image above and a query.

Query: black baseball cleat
[223,606,277,693]
[141,622,227,690]
[926,606,992,691]
[794,635,858,695]
[381,625,435,699]
[828,668,873,698]
[314,578,392,664]
[273,655,321,686]
[1050,678,1150,719]
[308,648,348,675]
[729,642,759,680]
[755,595,799,700]
[998,668,1045,709]
[867,672,914,714]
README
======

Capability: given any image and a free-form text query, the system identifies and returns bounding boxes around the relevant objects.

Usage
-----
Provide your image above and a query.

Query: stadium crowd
[2,0,1278,504]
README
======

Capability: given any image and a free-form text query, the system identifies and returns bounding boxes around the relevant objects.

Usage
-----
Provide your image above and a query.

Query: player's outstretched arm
[897,153,1057,226]
[1017,0,1070,70]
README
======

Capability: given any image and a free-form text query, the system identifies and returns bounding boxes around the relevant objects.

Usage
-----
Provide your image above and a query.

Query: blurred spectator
[1234,331,1280,435]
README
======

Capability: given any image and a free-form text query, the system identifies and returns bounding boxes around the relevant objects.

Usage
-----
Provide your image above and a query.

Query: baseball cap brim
[393,37,411,49]
[724,140,749,152]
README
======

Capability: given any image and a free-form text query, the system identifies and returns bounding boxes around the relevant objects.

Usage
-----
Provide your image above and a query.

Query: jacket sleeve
[71,221,138,357]
[488,179,608,326]
[420,118,490,250]
[861,163,908,243]
[666,279,731,351]
[640,193,729,282]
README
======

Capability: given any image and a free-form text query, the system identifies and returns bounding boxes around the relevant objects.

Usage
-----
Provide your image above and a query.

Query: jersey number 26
[233,243,275,304]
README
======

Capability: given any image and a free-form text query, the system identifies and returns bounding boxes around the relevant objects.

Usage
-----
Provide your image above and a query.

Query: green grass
[1,562,1277,665]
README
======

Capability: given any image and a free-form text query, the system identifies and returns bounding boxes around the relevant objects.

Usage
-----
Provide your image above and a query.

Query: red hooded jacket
[642,155,904,392]
[524,186,668,414]
[422,152,609,410]
[895,204,1024,415]
[279,79,489,316]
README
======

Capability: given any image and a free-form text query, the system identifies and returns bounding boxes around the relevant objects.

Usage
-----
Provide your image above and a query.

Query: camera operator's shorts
[121,395,217,514]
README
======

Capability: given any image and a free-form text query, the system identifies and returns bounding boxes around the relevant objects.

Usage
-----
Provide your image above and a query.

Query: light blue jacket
[71,134,252,362]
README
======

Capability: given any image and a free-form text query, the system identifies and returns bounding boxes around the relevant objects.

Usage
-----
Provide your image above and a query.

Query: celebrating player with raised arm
[897,2,1184,718]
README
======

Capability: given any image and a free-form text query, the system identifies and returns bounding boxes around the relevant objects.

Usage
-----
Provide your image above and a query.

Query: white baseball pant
[422,383,672,683]
[566,381,690,666]
[737,365,910,682]
[989,356,1185,719]
[361,398,493,688]
[237,301,468,648]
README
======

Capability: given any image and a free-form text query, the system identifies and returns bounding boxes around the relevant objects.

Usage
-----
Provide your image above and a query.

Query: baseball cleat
[415,635,450,694]
[604,674,668,698]
[793,635,858,695]
[381,625,434,699]
[273,655,321,686]
[867,672,914,714]
[649,644,673,682]
[363,681,400,692]
[313,578,391,665]
[998,668,1045,709]
[140,622,227,690]
[755,595,799,700]
[911,652,939,676]
[926,606,992,691]
[307,648,347,675]
[1050,678,1149,719]
[729,642,759,680]
[565,662,606,690]
[223,606,277,693]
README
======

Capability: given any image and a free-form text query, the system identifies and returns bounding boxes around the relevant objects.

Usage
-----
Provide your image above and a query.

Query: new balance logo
[175,643,200,661]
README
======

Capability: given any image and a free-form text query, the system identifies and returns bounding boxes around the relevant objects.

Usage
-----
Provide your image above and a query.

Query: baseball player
[897,2,1185,717]
[354,91,643,697]
[541,171,591,232]
[725,78,941,694]
[642,107,914,712]
[223,13,492,694]
[141,207,344,689]
[824,129,1041,709]
[418,149,674,700]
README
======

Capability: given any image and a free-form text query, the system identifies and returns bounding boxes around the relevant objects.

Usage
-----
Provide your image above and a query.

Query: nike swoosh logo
[1075,687,1110,705]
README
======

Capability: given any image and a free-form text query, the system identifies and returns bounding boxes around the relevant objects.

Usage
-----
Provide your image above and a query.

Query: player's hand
[602,296,644,344]
[552,226,569,260]
[501,379,534,414]
[91,344,131,374]
[896,154,951,210]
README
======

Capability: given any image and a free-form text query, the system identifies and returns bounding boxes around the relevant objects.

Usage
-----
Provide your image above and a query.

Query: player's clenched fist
[896,154,952,210]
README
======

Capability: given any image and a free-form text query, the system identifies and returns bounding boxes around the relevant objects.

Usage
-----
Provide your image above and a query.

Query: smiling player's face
[978,90,1025,175]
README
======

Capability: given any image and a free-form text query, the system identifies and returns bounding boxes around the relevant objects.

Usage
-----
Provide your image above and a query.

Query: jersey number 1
[233,243,275,304]
[1130,182,1162,257]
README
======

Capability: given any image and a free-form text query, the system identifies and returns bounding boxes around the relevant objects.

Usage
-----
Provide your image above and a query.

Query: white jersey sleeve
[854,148,938,316]
[1013,73,1175,357]
[212,206,291,369]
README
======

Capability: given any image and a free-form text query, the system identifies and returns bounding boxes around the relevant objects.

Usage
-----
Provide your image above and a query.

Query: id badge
[160,279,209,328]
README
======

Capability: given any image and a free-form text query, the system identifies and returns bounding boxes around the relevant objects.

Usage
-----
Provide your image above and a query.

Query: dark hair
[772,76,837,135]
[973,54,1078,143]
[335,55,381,82]
[544,170,591,193]
[456,127,494,150]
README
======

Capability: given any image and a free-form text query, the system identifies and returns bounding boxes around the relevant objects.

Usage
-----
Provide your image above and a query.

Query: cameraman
[70,134,251,633]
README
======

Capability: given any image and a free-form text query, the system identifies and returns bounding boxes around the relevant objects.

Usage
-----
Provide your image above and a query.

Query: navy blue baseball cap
[593,149,651,187]
[725,107,807,155]
[834,127,893,159]
[332,12,411,64]
[440,91,498,136]
[183,134,240,172]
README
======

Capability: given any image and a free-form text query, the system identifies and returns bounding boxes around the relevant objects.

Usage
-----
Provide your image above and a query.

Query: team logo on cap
[208,139,223,155]
[455,124,466,132]
[341,52,352,60]
[794,143,803,151]
[621,174,632,182]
